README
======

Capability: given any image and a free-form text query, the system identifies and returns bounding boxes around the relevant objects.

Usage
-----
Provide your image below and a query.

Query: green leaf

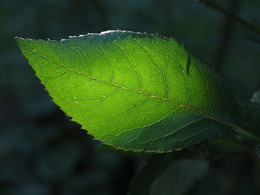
[16,30,237,152]
[239,89,260,136]
[128,153,209,195]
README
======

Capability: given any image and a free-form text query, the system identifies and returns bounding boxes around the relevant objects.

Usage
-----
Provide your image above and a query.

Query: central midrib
[20,41,232,127]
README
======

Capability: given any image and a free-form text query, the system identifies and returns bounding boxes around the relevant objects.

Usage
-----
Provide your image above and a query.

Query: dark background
[1,0,260,194]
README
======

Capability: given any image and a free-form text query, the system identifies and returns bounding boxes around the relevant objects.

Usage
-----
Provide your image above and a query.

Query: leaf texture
[16,30,237,152]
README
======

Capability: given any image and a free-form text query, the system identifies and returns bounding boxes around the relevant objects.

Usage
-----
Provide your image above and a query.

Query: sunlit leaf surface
[17,30,236,152]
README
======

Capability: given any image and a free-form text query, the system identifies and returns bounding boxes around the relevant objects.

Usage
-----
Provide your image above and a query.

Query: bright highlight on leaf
[16,30,237,152]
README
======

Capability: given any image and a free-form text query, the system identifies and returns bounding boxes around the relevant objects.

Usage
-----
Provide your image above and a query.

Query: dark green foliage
[128,153,209,195]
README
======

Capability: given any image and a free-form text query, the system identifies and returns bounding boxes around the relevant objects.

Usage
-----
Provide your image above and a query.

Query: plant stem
[206,151,250,161]
[246,36,260,45]
[212,137,252,151]
[198,0,260,35]
[214,0,240,73]
[232,126,260,142]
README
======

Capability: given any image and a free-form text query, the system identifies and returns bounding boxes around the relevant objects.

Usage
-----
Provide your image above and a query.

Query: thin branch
[211,137,252,151]
[246,36,260,45]
[232,126,260,142]
[197,0,260,35]
[214,0,240,73]
[206,151,251,161]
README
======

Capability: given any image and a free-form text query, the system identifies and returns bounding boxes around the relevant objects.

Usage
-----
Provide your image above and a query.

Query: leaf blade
[16,30,236,152]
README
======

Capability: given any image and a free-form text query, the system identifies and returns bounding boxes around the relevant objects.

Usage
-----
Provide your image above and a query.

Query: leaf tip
[15,36,23,46]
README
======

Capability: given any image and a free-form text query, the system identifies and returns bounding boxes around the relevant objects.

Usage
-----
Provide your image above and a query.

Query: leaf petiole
[232,126,260,142]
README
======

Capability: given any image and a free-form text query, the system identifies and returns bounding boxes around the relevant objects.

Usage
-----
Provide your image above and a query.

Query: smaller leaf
[238,89,260,137]
[128,153,209,195]
[239,90,260,158]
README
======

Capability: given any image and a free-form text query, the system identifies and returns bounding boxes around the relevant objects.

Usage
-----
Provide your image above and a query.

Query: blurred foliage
[128,148,209,195]
[0,0,260,194]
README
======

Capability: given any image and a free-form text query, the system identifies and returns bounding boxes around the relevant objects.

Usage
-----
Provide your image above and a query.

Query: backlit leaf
[16,30,237,152]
